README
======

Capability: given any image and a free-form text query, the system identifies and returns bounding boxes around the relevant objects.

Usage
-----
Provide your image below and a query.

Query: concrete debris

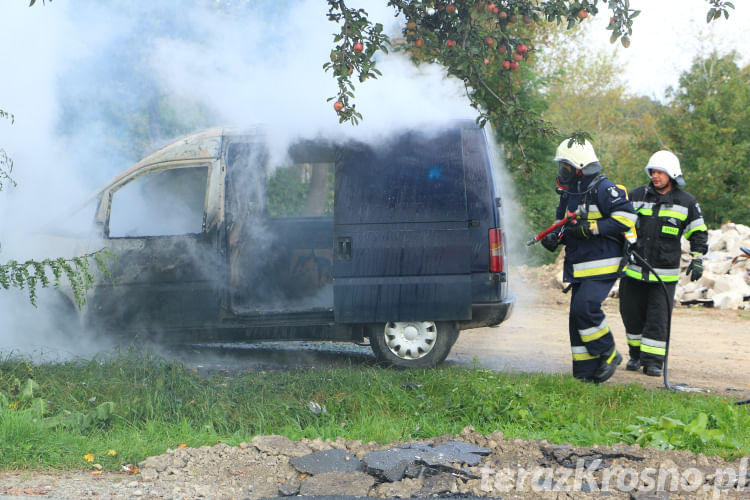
[362,440,490,482]
[675,222,750,309]
[290,449,362,474]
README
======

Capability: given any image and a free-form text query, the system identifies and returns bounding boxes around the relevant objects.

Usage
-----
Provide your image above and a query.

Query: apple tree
[324,0,735,168]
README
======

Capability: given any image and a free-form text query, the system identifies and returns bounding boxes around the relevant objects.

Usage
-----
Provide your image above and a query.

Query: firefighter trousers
[618,276,676,370]
[569,278,618,380]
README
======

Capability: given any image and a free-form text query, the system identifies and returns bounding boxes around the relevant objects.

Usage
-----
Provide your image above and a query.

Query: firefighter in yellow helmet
[619,151,708,377]
[541,138,637,383]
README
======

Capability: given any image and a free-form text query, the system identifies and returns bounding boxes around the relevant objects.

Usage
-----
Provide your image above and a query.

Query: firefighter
[541,138,637,383]
[619,151,708,377]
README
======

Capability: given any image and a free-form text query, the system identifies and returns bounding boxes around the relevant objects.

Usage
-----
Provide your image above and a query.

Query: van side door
[333,128,473,323]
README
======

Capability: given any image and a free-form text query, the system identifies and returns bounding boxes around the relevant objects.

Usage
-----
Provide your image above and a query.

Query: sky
[583,0,750,99]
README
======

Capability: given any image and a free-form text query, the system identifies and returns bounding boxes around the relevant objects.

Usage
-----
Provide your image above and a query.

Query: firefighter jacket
[624,183,708,283]
[556,173,637,283]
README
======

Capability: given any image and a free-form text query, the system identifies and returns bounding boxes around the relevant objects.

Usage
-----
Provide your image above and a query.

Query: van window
[335,129,466,224]
[108,166,208,237]
[266,162,334,217]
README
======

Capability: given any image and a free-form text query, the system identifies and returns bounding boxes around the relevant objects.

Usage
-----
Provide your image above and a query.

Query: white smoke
[0,0,512,361]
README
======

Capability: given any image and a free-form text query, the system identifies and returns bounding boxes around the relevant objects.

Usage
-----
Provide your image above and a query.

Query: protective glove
[564,220,594,240]
[541,232,560,252]
[686,254,704,281]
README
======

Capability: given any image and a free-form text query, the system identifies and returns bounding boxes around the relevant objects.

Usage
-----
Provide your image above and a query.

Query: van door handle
[335,237,352,261]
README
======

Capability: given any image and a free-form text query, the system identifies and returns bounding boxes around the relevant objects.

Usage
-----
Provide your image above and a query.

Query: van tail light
[489,228,504,273]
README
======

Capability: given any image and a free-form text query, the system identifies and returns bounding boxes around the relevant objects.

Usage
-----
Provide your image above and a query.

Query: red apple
[510,61,519,70]
[516,43,528,54]
[578,9,588,19]
[415,38,424,47]
[333,101,344,112]
[446,4,456,14]
[485,37,495,46]
[353,42,364,53]
[498,44,507,54]
[445,39,456,48]
[502,60,511,70]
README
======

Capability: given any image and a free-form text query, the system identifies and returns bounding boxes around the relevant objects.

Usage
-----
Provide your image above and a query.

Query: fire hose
[528,213,677,392]
[530,224,750,401]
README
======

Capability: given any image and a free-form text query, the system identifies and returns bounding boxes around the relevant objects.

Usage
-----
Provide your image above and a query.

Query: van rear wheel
[369,321,458,369]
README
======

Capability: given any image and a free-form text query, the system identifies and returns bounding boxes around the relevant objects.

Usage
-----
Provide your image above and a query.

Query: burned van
[81,121,513,367]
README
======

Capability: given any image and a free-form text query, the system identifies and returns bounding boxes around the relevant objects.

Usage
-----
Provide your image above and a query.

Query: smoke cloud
[0,0,518,362]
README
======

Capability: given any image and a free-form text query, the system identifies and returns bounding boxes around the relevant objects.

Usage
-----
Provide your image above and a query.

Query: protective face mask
[557,162,577,186]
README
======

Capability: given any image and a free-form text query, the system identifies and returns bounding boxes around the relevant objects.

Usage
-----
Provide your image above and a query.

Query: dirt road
[451,272,750,398]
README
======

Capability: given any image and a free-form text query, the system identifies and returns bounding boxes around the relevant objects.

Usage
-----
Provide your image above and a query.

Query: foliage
[324,0,733,170]
[324,1,389,124]
[659,52,750,226]
[0,378,114,433]
[0,109,15,191]
[266,164,334,218]
[609,410,742,450]
[0,351,748,469]
[0,251,112,308]
[537,30,664,190]
[1,109,113,307]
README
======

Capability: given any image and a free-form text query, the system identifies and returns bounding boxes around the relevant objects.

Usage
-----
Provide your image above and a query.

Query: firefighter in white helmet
[618,150,708,377]
[541,138,637,383]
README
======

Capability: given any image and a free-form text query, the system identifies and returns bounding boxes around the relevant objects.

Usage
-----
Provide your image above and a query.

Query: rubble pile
[523,222,750,310]
[677,222,750,309]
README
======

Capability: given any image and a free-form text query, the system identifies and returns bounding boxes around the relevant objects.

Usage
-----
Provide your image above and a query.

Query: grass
[0,348,748,471]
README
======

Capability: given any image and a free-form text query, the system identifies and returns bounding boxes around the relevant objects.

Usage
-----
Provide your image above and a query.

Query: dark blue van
[78,120,513,368]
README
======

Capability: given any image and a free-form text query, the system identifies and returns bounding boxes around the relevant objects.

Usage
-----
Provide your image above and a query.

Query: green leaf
[95,401,115,421]
[658,416,685,430]
[706,8,715,23]
[647,431,673,449]
[685,412,708,434]
[29,397,47,418]
[19,378,39,401]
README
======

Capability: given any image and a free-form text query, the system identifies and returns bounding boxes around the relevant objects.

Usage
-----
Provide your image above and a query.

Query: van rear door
[333,128,472,323]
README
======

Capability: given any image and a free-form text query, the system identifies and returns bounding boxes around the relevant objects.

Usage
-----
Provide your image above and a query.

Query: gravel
[1,427,748,499]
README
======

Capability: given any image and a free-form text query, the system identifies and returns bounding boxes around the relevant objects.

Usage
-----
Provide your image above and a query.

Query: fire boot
[593,346,622,384]
[626,358,641,371]
[643,364,662,377]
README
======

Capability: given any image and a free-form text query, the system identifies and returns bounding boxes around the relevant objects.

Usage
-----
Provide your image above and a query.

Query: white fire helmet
[645,150,685,186]
[554,138,599,172]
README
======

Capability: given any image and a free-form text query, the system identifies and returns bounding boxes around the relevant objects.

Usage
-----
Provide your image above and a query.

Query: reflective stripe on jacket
[624,184,708,283]
[556,174,636,282]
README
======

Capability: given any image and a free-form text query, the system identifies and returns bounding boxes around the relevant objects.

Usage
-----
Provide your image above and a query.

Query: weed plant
[0,349,748,470]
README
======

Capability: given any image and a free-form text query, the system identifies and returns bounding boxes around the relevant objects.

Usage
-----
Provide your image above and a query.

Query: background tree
[659,52,750,226]
[538,26,664,187]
